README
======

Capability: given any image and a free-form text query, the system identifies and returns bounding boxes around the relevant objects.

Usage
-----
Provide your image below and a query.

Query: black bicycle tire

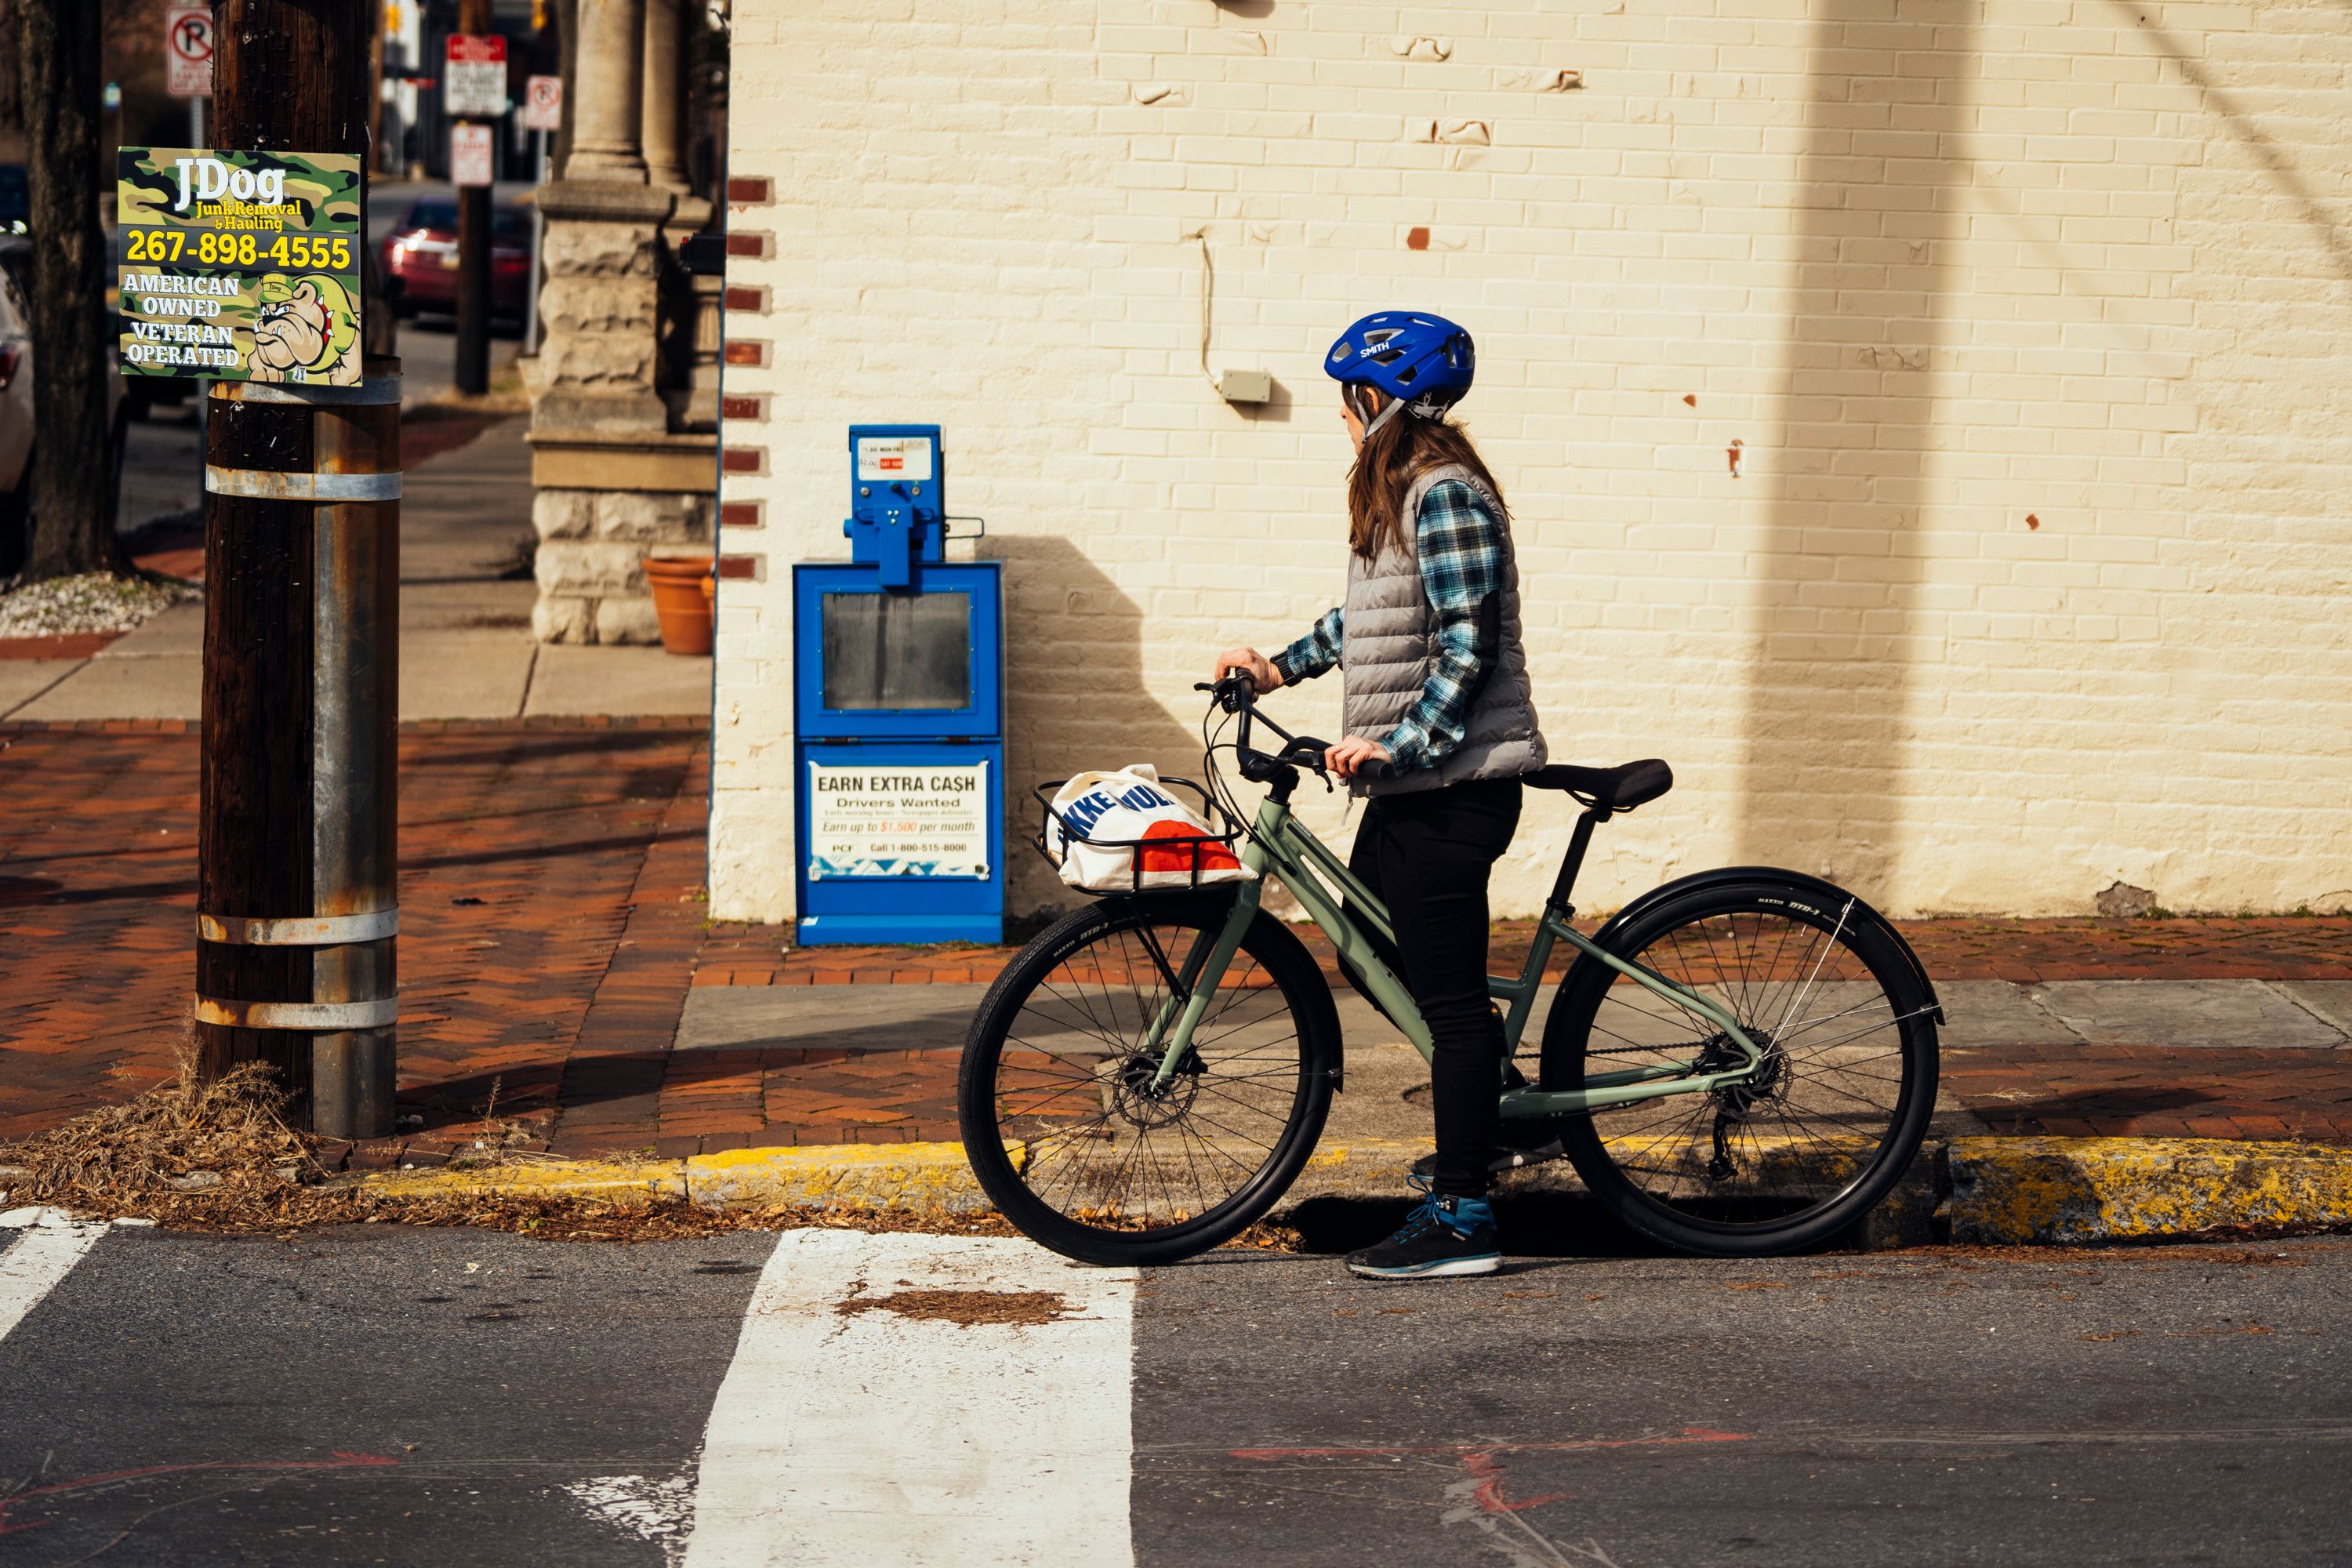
[1547,875,1939,1258]
[958,894,1340,1267]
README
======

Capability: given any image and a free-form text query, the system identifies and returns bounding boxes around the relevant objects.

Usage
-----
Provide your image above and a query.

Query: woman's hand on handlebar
[1211,648,1283,693]
[1325,736,1391,782]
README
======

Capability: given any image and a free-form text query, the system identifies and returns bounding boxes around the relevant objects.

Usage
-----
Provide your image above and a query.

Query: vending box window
[793,425,1004,944]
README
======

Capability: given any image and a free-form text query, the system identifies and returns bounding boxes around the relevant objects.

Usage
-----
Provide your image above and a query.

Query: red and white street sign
[166,5,214,99]
[450,122,495,187]
[442,33,509,118]
[520,74,563,133]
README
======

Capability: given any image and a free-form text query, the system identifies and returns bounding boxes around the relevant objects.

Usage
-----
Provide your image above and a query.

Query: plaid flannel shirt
[1271,478,1505,771]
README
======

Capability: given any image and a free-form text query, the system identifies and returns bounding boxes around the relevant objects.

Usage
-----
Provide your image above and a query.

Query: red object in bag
[1137,818,1241,876]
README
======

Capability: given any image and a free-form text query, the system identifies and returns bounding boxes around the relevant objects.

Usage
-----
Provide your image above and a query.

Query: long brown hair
[1344,387,1509,560]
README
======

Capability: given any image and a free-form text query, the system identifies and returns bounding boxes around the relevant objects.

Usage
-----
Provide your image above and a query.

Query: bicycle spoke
[1568,900,1927,1232]
[974,906,1320,1238]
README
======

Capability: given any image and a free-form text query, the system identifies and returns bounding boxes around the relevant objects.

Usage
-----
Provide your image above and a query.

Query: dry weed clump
[0,1046,322,1218]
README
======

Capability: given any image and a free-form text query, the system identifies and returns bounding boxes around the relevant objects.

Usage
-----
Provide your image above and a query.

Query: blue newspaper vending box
[793,426,1004,945]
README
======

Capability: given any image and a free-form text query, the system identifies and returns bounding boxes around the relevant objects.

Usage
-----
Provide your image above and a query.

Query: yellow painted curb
[684,1142,984,1212]
[1945,1136,2352,1245]
[352,1156,688,1205]
[340,1137,2352,1247]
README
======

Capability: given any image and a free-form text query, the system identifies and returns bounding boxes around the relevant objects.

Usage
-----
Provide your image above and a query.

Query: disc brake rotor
[1108,1047,1204,1131]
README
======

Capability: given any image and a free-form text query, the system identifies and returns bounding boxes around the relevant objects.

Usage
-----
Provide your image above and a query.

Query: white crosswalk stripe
[0,1208,111,1345]
[681,1229,1136,1568]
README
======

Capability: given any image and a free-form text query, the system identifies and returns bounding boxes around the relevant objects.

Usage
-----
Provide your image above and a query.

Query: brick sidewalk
[696,916,2352,988]
[5,723,2350,1165]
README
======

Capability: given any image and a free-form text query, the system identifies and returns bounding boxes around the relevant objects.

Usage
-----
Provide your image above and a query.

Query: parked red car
[380,198,532,323]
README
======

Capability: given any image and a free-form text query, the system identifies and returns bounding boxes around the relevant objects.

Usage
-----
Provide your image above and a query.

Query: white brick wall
[713,0,2352,926]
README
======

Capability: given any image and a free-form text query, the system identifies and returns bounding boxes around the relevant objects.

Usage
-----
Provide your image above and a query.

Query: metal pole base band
[211,374,403,407]
[198,909,399,946]
[205,466,403,503]
[196,996,400,1031]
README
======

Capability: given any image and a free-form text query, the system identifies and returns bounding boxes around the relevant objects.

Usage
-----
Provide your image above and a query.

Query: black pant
[1346,777,1523,1198]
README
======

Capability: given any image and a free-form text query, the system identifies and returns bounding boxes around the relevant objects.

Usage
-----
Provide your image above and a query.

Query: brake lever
[1283,735,1338,790]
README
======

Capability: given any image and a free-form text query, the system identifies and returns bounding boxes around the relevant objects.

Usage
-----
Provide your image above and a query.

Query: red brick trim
[720,394,763,421]
[719,501,763,528]
[724,232,769,260]
[724,285,767,314]
[727,176,773,205]
[722,340,767,368]
[715,554,760,581]
[720,446,764,474]
[0,632,119,661]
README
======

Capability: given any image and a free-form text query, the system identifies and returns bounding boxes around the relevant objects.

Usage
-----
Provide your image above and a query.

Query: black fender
[1583,866,1944,1025]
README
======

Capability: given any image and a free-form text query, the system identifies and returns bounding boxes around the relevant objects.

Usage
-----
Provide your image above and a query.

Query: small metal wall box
[1218,367,1272,405]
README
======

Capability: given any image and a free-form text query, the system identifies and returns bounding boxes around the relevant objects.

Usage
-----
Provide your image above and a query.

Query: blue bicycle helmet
[1324,310,1475,437]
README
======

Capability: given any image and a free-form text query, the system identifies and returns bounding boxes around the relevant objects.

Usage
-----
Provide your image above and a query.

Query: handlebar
[1194,675,1393,783]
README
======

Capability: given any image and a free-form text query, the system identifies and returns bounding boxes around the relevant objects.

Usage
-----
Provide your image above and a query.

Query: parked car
[0,164,27,235]
[379,198,531,324]
[0,238,129,579]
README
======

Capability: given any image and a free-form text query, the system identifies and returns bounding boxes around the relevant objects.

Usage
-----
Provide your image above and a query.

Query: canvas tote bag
[1044,764,1245,892]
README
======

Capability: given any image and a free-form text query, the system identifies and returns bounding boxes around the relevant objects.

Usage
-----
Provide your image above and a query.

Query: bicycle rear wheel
[1547,874,1940,1256]
[958,894,1340,1266]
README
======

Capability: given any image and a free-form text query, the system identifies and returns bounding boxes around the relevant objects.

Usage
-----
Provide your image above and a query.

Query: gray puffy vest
[1343,463,1548,796]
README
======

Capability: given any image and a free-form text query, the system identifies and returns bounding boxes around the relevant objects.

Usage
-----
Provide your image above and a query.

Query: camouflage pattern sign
[115,147,363,384]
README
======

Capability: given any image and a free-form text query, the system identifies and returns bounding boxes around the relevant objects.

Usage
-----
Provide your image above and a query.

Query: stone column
[523,0,713,645]
[642,0,691,196]
[565,0,648,180]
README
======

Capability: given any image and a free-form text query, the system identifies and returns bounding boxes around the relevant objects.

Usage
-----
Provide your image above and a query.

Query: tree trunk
[13,0,125,581]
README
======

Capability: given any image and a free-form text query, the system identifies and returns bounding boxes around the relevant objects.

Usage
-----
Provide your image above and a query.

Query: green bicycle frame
[1142,790,1766,1115]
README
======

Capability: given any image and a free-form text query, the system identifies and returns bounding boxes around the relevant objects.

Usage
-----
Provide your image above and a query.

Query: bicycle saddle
[1524,758,1673,815]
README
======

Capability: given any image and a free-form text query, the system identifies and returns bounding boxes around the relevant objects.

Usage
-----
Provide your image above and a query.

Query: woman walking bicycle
[1214,310,1544,1278]
[958,315,1941,1274]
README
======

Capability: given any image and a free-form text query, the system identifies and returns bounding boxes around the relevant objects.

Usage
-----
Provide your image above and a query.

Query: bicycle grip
[1358,759,1395,782]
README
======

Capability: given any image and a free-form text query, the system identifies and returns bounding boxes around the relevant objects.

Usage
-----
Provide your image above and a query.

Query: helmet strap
[1352,384,1409,442]
[1348,382,1446,443]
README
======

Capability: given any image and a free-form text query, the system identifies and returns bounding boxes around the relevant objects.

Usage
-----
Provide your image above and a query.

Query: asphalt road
[2,1218,2346,1566]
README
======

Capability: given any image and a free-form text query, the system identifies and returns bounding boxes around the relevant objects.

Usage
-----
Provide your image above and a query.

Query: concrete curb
[342,1135,2352,1246]
[1944,1135,2352,1245]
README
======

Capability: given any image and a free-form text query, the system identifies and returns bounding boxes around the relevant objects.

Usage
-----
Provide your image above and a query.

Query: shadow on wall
[1733,3,1977,898]
[2120,1,2352,284]
[977,533,1209,920]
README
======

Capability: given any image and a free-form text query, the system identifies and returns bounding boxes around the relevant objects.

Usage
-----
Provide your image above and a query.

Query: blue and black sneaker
[1345,1178,1502,1279]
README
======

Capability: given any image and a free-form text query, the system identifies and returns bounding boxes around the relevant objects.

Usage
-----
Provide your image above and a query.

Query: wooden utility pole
[452,0,493,394]
[200,0,401,1140]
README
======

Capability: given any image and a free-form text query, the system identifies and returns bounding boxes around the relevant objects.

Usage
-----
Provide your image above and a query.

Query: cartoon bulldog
[246,273,358,383]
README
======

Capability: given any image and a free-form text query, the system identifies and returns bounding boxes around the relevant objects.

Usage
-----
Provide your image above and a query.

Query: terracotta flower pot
[643,554,715,656]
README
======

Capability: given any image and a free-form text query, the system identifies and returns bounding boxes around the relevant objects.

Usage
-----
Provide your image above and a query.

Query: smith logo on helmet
[114,146,364,385]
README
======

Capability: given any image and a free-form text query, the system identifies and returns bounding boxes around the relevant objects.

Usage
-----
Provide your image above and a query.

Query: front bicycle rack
[1031,776,1246,895]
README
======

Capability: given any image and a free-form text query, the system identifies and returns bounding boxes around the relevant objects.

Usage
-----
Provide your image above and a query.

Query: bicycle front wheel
[1547,874,1940,1257]
[958,895,1341,1266]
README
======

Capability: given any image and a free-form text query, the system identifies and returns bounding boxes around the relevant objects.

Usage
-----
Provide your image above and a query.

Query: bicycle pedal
[1492,1136,1565,1174]
[1409,1138,1566,1182]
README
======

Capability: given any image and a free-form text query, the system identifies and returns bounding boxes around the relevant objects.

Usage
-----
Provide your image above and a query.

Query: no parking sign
[521,75,563,132]
[166,5,213,98]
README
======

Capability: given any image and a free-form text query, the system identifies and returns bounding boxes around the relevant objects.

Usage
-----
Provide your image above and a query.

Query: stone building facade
[524,0,724,643]
[709,0,2352,924]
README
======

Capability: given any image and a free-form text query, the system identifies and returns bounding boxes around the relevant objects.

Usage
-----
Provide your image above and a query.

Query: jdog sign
[114,147,363,384]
